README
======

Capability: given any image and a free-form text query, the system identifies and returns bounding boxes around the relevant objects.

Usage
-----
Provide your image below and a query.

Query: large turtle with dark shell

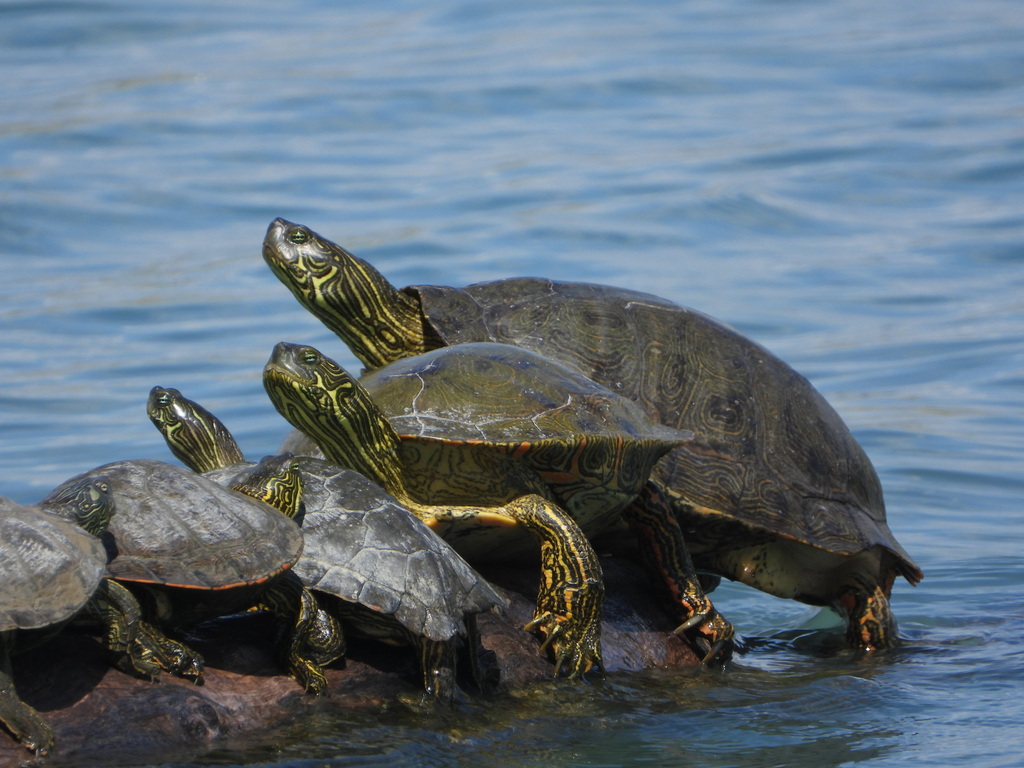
[45,458,309,687]
[147,385,503,702]
[263,218,923,650]
[263,340,734,678]
[1,480,115,755]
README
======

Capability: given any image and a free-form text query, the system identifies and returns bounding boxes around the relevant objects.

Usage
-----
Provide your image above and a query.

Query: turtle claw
[133,622,205,684]
[673,611,732,664]
[673,612,708,635]
[700,639,729,665]
[672,603,735,665]
[0,699,55,758]
[525,611,602,679]
[534,622,559,655]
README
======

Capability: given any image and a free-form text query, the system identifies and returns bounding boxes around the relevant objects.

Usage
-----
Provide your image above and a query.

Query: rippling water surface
[2,1,1022,766]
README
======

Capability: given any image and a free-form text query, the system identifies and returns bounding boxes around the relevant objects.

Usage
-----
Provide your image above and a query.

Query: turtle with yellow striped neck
[263,218,922,651]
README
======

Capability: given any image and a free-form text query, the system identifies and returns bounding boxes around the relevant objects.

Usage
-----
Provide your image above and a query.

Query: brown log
[1,557,698,766]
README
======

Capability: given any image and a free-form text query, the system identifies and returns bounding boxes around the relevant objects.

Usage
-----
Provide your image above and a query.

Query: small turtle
[263,341,734,677]
[46,458,306,686]
[1,479,112,756]
[263,218,922,649]
[147,386,503,701]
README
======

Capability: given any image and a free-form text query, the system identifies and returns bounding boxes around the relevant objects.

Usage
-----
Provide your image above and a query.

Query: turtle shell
[361,342,689,448]
[54,460,303,591]
[358,342,692,537]
[0,498,107,632]
[208,457,502,643]
[407,279,921,581]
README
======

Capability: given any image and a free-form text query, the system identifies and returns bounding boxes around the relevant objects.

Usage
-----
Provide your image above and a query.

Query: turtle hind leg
[837,581,900,651]
[0,641,54,757]
[623,483,735,663]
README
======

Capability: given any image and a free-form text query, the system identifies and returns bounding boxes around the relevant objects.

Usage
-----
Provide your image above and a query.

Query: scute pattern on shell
[362,342,689,447]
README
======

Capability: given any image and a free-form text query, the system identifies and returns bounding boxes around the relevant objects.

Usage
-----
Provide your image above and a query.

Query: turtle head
[263,342,405,494]
[262,218,342,295]
[147,386,245,474]
[230,453,304,521]
[39,475,115,536]
[262,218,427,369]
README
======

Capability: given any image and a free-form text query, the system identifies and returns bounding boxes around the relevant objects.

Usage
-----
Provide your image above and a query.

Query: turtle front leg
[624,483,734,663]
[419,637,457,705]
[259,574,346,695]
[85,579,204,683]
[0,639,54,757]
[419,617,497,704]
[83,578,155,680]
[423,495,604,678]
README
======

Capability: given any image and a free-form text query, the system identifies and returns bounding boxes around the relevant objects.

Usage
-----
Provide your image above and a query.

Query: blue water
[2,1,1023,766]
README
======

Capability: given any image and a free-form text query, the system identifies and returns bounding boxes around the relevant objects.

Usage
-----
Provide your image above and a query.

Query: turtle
[262,217,923,650]
[146,385,504,702]
[263,340,735,678]
[0,479,115,755]
[45,458,309,687]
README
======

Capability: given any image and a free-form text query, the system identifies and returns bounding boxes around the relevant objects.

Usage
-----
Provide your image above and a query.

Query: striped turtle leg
[422,493,604,678]
[623,483,734,662]
[132,621,205,683]
[0,635,54,757]
[504,495,605,677]
[85,578,204,683]
[419,637,457,705]
[258,574,346,695]
[838,578,900,650]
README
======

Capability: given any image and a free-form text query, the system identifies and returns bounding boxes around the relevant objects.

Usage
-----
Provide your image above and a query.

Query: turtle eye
[288,228,310,245]
[302,350,320,365]
[155,393,170,406]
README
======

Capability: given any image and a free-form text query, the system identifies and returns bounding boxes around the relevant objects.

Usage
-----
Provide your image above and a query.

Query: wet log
[0,557,698,766]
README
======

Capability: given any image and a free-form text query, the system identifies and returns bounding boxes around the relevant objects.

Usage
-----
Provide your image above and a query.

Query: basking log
[1,557,697,766]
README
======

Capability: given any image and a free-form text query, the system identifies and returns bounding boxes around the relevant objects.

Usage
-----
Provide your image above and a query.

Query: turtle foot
[135,622,205,684]
[289,660,330,696]
[419,639,457,705]
[0,699,55,757]
[524,610,603,678]
[281,594,346,696]
[673,606,734,664]
[838,583,900,651]
[116,646,162,683]
[421,665,456,706]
